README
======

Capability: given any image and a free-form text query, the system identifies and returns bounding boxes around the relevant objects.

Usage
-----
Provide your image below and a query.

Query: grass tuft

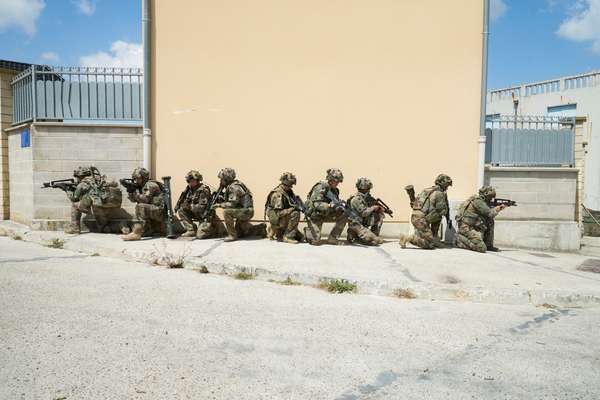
[12,234,23,241]
[278,276,301,286]
[234,271,255,280]
[325,279,357,294]
[198,265,209,274]
[90,253,100,257]
[46,238,64,249]
[394,288,417,299]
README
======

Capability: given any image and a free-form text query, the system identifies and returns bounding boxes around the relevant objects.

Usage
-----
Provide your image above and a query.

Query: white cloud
[490,0,508,22]
[557,0,600,54]
[79,41,142,68]
[73,0,96,16]
[40,51,60,63]
[0,0,45,36]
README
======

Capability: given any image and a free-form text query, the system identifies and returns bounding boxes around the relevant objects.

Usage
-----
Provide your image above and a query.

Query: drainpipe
[142,0,152,172]
[477,0,490,188]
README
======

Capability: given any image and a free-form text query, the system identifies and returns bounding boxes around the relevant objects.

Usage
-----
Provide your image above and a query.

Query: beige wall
[0,69,17,220]
[151,0,484,222]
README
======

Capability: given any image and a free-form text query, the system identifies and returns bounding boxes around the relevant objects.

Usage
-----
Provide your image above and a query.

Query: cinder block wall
[0,69,17,220]
[7,123,142,230]
[485,167,577,221]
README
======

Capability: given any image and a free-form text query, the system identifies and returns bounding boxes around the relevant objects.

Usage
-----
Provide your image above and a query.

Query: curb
[1,221,599,308]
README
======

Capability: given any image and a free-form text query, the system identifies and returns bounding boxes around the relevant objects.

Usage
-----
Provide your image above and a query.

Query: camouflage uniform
[265,172,303,244]
[176,170,226,239]
[215,168,267,242]
[399,174,452,249]
[65,167,127,234]
[346,178,384,246]
[456,186,501,253]
[304,168,348,246]
[122,167,166,241]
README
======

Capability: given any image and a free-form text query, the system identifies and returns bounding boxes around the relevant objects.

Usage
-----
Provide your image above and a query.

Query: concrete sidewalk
[1,220,600,307]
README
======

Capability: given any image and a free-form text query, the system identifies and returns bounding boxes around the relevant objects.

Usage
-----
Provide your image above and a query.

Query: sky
[0,0,599,89]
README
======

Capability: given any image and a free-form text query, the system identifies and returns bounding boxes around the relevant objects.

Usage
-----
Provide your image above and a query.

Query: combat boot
[255,223,267,238]
[64,223,81,235]
[282,237,299,244]
[181,230,197,238]
[487,245,500,252]
[399,234,410,248]
[122,224,143,241]
[267,225,276,240]
[326,237,346,246]
[223,234,238,242]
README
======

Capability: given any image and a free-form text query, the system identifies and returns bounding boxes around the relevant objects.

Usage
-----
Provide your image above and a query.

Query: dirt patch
[577,259,600,274]
[440,274,460,284]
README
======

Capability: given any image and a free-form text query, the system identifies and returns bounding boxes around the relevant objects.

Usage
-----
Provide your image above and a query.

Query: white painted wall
[487,71,600,211]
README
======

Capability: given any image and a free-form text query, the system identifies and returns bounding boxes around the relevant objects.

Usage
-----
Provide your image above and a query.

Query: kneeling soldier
[456,186,506,253]
[176,170,226,239]
[122,167,166,241]
[304,168,348,246]
[213,168,267,242]
[64,166,96,234]
[399,174,452,249]
[265,172,304,244]
[346,178,385,246]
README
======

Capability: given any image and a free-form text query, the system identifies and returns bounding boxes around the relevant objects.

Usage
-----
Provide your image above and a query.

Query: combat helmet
[326,168,344,183]
[279,172,297,186]
[435,174,453,189]
[185,170,203,182]
[355,177,373,191]
[218,168,236,183]
[132,167,150,180]
[479,186,496,200]
[73,166,92,178]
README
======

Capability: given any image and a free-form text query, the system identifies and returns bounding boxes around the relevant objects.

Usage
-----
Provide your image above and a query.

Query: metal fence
[485,115,575,167]
[11,66,143,125]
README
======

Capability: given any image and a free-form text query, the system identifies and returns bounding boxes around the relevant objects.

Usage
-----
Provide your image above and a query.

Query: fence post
[30,67,37,122]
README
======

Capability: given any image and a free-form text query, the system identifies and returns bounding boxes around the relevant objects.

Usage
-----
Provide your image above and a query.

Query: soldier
[346,178,385,246]
[212,168,267,242]
[64,166,96,234]
[304,168,348,246]
[455,186,506,253]
[399,174,453,249]
[176,170,226,239]
[122,167,166,241]
[64,166,127,234]
[265,172,304,244]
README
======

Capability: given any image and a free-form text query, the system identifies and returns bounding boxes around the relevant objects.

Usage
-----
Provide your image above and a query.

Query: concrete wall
[6,123,142,230]
[151,0,484,223]
[484,167,578,221]
[0,69,17,220]
[487,73,600,211]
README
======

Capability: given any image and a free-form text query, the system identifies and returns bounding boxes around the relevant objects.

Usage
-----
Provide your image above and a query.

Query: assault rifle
[41,178,77,192]
[491,198,517,208]
[366,194,394,217]
[161,176,177,239]
[325,190,362,225]
[119,178,139,194]
[174,186,191,213]
[203,185,225,221]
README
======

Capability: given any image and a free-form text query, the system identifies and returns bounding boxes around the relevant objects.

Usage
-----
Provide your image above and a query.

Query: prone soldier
[121,167,166,241]
[212,168,267,242]
[175,170,226,239]
[303,168,348,246]
[399,174,453,249]
[265,172,304,244]
[455,186,506,252]
[346,178,385,246]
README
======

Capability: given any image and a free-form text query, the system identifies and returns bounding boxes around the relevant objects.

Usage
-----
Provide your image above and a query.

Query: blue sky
[0,0,599,89]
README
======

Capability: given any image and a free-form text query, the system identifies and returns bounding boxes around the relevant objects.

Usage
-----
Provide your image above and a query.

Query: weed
[540,303,557,309]
[198,265,209,274]
[326,279,357,294]
[12,234,23,241]
[278,276,301,286]
[46,238,64,249]
[147,240,190,268]
[394,288,417,299]
[90,253,100,257]
[234,271,255,280]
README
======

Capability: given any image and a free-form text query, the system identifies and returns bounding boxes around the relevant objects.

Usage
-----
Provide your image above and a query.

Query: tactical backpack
[91,176,122,209]
[414,187,439,213]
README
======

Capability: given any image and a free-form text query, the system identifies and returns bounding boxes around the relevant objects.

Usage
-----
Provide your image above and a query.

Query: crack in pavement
[0,255,89,264]
[191,241,224,259]
[489,253,600,283]
[373,247,421,283]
